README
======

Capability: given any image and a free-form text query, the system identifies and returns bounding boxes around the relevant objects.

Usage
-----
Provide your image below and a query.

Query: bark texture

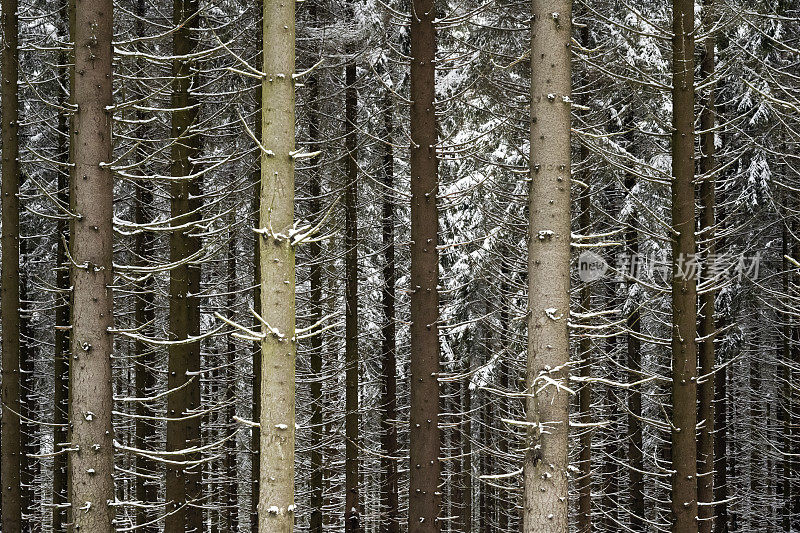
[408,0,441,528]
[68,0,116,525]
[258,0,296,529]
[166,0,202,528]
[524,2,572,532]
[1,0,22,524]
[697,1,717,530]
[671,0,699,531]
[344,51,361,533]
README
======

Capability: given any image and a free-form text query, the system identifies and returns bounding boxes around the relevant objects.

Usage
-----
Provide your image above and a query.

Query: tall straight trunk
[344,52,361,533]
[408,0,441,528]
[697,2,716,530]
[1,0,22,524]
[251,2,263,530]
[380,81,400,533]
[525,1,572,531]
[53,38,71,531]
[458,373,472,533]
[625,173,645,531]
[166,0,202,529]
[68,0,116,524]
[134,181,157,533]
[225,229,239,532]
[577,136,592,533]
[133,0,157,529]
[497,263,511,533]
[258,0,296,528]
[670,0,699,531]
[307,10,324,531]
[18,236,34,525]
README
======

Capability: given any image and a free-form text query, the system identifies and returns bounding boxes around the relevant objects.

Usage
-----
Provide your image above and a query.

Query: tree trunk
[53,25,71,527]
[577,127,592,533]
[408,0,441,528]
[307,14,324,532]
[670,0,699,531]
[380,76,400,533]
[166,0,202,529]
[258,0,296,528]
[697,2,717,531]
[225,229,239,532]
[68,0,116,524]
[1,0,22,523]
[345,51,361,533]
[524,1,572,532]
[624,172,645,531]
[251,3,263,530]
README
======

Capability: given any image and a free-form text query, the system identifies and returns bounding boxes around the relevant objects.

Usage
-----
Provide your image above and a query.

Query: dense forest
[0,0,798,531]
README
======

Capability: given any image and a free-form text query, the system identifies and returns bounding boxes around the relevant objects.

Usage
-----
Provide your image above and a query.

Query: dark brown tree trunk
[307,22,325,532]
[697,2,717,530]
[166,0,202,529]
[1,0,22,523]
[225,229,239,532]
[408,0,441,527]
[68,0,116,524]
[345,52,361,533]
[624,172,645,531]
[53,30,71,527]
[132,0,157,529]
[380,78,400,533]
[577,137,592,533]
[251,3,263,530]
[671,0,699,531]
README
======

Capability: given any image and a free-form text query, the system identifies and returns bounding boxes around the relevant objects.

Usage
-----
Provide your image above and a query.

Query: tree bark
[524,1,572,532]
[670,0,699,531]
[344,50,361,533]
[53,15,71,526]
[380,73,400,533]
[577,122,592,533]
[697,1,717,530]
[307,9,324,531]
[1,0,22,523]
[225,228,239,532]
[408,0,441,528]
[166,0,202,529]
[258,0,296,528]
[251,3,263,531]
[68,0,117,524]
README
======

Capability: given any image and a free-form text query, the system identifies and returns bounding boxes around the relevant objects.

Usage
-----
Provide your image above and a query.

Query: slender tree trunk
[68,0,116,525]
[524,1,572,531]
[380,79,400,533]
[1,0,23,523]
[258,0,296,528]
[697,2,717,530]
[307,15,325,532]
[53,31,71,528]
[408,0,441,527]
[251,3,263,530]
[19,234,34,526]
[166,0,202,529]
[624,172,645,531]
[345,50,362,533]
[577,136,592,533]
[225,229,239,532]
[670,0,699,531]
[132,0,157,529]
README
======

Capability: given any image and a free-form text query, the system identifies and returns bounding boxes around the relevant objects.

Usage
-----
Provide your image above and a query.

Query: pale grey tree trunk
[258,0,297,530]
[524,1,572,532]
